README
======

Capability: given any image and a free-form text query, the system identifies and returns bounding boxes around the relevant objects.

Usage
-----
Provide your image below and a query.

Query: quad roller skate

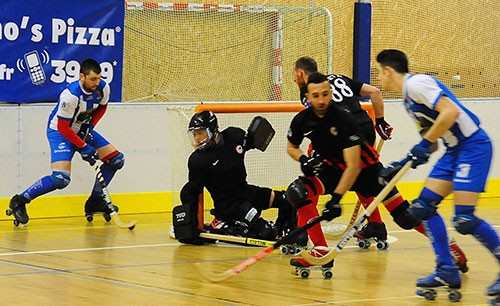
[6,194,30,227]
[416,264,462,302]
[449,239,469,273]
[84,194,118,223]
[487,274,500,306]
[354,222,389,250]
[280,228,308,256]
[290,246,334,279]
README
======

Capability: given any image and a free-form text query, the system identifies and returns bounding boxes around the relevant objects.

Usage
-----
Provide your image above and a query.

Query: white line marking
[0,242,180,257]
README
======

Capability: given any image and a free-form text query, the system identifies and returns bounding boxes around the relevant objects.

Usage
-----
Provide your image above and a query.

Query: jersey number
[330,78,354,103]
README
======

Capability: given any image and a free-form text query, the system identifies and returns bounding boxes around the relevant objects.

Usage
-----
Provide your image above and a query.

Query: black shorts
[318,162,397,200]
[212,184,272,221]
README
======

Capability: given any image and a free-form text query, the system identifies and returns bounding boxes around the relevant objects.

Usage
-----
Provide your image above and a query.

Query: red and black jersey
[288,103,379,169]
[300,74,373,127]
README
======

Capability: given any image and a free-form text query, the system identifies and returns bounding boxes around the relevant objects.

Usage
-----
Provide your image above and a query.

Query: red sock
[357,193,383,223]
[414,223,427,236]
[298,204,327,247]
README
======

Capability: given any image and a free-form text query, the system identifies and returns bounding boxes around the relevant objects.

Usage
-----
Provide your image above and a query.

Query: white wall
[1,99,499,197]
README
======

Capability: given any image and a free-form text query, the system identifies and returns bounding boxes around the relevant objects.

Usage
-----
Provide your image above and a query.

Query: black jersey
[288,103,379,169]
[300,74,372,126]
[185,127,249,206]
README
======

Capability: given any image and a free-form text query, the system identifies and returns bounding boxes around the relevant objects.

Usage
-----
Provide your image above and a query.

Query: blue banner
[0,0,124,103]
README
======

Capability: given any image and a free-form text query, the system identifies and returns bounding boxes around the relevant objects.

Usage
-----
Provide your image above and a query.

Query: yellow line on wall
[1,179,499,220]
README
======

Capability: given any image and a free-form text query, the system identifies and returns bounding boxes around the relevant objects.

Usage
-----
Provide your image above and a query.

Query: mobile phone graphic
[24,51,46,85]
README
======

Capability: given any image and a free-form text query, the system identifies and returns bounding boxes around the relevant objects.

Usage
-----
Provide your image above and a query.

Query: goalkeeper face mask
[189,128,216,151]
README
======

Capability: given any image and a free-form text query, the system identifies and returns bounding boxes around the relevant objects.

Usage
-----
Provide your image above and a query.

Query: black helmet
[188,111,219,150]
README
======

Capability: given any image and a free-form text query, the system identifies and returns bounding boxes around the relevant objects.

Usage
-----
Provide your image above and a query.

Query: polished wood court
[0,199,497,306]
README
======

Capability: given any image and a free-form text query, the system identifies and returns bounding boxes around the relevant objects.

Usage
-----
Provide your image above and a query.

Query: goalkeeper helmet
[188,111,219,150]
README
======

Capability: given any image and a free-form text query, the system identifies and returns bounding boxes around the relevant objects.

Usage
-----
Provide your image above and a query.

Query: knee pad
[408,198,437,221]
[51,171,70,189]
[286,177,319,209]
[408,188,443,221]
[104,152,125,171]
[453,214,481,235]
[390,201,420,230]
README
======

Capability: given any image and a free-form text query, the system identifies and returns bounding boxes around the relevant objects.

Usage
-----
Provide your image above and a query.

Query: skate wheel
[376,241,389,250]
[322,270,333,279]
[448,290,461,302]
[289,247,300,256]
[5,208,12,216]
[490,296,500,306]
[128,224,136,230]
[86,215,93,222]
[417,289,436,301]
[13,219,19,227]
[280,246,289,255]
[299,269,310,279]
[358,240,370,249]
[103,214,111,222]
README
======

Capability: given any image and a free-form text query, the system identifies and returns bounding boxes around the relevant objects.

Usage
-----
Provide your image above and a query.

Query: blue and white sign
[0,0,124,103]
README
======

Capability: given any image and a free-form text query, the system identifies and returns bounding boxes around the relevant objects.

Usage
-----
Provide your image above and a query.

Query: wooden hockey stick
[194,215,326,282]
[299,161,410,265]
[199,233,275,247]
[95,165,136,230]
[327,139,385,238]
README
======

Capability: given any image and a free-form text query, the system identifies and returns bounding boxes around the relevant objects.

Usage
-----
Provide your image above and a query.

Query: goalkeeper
[173,111,296,245]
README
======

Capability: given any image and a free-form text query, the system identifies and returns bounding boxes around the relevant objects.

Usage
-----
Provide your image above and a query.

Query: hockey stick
[299,161,410,265]
[194,215,326,282]
[95,165,136,230]
[326,139,385,238]
[199,233,275,247]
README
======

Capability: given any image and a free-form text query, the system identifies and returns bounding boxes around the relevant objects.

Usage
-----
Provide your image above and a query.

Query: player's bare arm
[360,83,384,118]
[287,140,304,161]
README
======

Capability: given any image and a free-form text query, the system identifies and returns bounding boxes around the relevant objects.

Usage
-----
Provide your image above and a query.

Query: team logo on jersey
[236,145,244,154]
[329,127,338,136]
[287,128,292,138]
[349,135,360,141]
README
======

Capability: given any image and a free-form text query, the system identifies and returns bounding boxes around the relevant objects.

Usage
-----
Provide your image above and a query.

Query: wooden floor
[0,199,497,306]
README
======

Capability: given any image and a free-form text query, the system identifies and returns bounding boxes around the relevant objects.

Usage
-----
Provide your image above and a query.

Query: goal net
[123,2,332,102]
[370,0,500,99]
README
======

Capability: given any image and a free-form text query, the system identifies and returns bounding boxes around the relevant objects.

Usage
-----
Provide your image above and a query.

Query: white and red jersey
[47,80,110,133]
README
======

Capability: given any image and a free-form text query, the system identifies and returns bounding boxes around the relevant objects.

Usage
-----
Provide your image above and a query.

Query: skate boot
[416,264,462,302]
[487,274,500,306]
[449,239,469,273]
[6,194,30,227]
[279,228,309,255]
[290,246,334,279]
[84,193,118,223]
[354,222,388,250]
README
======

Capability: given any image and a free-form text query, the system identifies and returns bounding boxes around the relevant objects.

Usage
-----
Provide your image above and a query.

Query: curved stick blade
[194,263,236,283]
[111,213,137,230]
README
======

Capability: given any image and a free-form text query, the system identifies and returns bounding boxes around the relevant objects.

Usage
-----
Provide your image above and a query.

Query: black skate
[290,247,334,279]
[84,194,118,223]
[6,194,29,227]
[279,227,308,256]
[354,222,389,250]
